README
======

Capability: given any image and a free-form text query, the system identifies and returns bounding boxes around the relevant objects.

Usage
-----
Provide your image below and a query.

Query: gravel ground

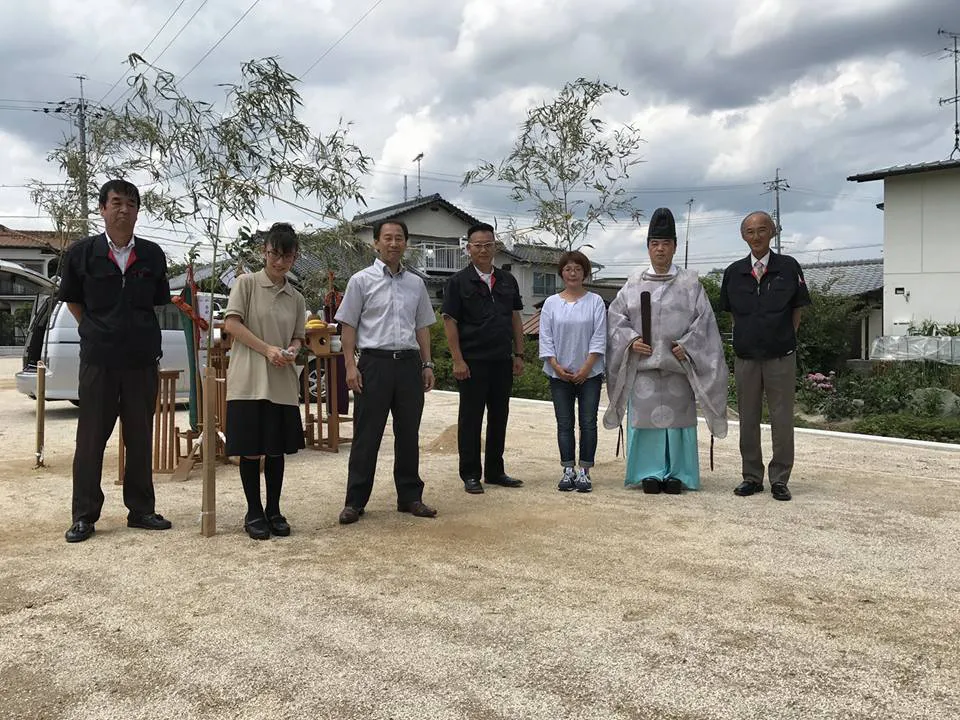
[1,357,958,720]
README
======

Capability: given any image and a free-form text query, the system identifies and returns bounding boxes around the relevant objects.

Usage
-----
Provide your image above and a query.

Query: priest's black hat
[647,207,677,242]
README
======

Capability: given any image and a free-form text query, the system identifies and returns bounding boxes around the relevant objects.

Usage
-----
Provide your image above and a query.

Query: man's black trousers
[345,353,425,509]
[72,362,159,523]
[456,358,513,482]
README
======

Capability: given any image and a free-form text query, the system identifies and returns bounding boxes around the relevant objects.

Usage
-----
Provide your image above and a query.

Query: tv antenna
[412,152,424,198]
[939,28,960,159]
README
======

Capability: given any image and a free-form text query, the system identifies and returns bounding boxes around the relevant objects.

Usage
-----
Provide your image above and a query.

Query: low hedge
[850,414,960,444]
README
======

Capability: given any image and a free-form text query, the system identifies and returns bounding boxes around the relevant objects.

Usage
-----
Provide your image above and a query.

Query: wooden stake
[201,364,217,537]
[35,362,46,468]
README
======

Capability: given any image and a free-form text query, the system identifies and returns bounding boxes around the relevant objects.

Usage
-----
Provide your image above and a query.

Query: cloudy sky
[0,0,956,275]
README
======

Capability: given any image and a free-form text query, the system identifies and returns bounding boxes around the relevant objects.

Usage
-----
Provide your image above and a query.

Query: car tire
[299,360,326,403]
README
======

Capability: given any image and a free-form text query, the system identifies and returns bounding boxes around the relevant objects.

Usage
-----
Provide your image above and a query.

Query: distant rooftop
[352,193,482,228]
[847,159,960,183]
[803,257,883,296]
[0,224,70,250]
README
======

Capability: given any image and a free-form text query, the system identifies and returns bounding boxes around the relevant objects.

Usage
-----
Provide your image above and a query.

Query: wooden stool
[154,369,181,473]
[117,368,183,484]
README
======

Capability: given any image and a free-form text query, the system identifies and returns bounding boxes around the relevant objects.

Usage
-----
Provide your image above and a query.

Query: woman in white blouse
[538,250,607,492]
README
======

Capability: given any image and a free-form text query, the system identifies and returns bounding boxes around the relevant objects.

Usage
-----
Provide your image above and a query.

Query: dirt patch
[0,361,959,719]
[424,422,459,454]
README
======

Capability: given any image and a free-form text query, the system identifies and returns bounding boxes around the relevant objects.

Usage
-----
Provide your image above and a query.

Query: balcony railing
[417,244,468,272]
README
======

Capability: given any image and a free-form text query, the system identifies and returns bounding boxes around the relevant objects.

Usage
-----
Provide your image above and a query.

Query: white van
[16,300,193,403]
[16,298,323,404]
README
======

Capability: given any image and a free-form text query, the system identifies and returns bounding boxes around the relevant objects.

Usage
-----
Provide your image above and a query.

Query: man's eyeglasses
[266,249,297,262]
[468,242,496,251]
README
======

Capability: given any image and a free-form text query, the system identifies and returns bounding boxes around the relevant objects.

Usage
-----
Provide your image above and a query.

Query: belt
[359,348,420,359]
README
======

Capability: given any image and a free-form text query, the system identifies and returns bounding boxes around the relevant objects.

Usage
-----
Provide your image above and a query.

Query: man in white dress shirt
[335,218,438,524]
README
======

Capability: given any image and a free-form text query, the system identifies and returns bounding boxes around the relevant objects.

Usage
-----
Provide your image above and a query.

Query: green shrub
[428,311,551,400]
[851,414,960,444]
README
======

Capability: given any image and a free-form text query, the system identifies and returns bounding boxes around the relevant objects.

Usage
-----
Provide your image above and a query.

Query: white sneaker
[575,468,592,493]
[558,466,576,492]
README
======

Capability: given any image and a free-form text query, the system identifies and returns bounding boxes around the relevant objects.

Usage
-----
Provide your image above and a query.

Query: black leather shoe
[771,483,792,501]
[266,514,291,536]
[65,520,95,543]
[641,478,661,494]
[397,500,438,518]
[127,512,173,530]
[734,480,764,496]
[662,478,684,495]
[338,506,362,524]
[463,478,484,494]
[244,516,270,540]
[485,475,524,488]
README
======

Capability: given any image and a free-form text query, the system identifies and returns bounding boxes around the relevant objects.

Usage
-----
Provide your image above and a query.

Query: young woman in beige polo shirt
[223,223,306,539]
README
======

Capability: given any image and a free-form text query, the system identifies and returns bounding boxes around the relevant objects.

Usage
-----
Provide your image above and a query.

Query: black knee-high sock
[264,455,284,516]
[239,457,264,519]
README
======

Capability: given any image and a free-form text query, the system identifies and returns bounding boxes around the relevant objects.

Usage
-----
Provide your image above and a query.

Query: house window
[533,272,557,296]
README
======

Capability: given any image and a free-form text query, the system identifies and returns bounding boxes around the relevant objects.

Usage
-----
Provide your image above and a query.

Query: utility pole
[938,28,960,158]
[764,168,789,254]
[75,75,90,236]
[412,152,424,198]
[403,174,408,202]
[683,197,694,269]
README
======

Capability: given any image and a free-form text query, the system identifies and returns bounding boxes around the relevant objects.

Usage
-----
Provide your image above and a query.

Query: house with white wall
[803,258,884,360]
[847,159,960,335]
[0,225,71,277]
[352,194,568,319]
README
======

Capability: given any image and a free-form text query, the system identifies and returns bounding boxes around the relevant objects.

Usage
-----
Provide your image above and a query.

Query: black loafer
[338,506,362,524]
[734,480,764,497]
[662,478,684,495]
[266,514,291,536]
[771,483,792,501]
[641,478,662,494]
[397,500,438,518]
[127,512,173,530]
[485,475,523,488]
[463,478,484,494]
[65,520,95,543]
[244,516,270,540]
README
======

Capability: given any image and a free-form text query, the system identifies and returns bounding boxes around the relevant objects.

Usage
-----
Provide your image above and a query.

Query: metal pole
[774,167,782,254]
[75,75,90,237]
[683,197,694,269]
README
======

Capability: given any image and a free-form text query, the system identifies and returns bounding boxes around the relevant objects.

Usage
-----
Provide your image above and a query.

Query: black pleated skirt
[225,400,305,457]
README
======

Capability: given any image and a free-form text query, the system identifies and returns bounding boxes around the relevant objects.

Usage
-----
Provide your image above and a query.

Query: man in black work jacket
[442,223,526,494]
[60,179,174,542]
[720,210,811,502]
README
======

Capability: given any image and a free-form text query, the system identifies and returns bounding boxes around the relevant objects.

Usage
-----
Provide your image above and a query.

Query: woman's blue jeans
[548,374,602,468]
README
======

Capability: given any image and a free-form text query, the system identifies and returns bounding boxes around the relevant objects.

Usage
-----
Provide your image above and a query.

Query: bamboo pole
[34,362,46,468]
[201,364,217,536]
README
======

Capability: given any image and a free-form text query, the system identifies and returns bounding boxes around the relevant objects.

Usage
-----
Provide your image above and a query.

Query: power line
[300,0,388,79]
[595,242,884,268]
[96,0,191,106]
[109,0,211,110]
[180,0,263,83]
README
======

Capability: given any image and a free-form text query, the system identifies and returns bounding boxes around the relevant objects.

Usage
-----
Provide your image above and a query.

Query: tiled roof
[352,193,482,228]
[168,244,379,291]
[847,159,960,183]
[0,224,71,250]
[802,258,883,296]
[505,243,605,270]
